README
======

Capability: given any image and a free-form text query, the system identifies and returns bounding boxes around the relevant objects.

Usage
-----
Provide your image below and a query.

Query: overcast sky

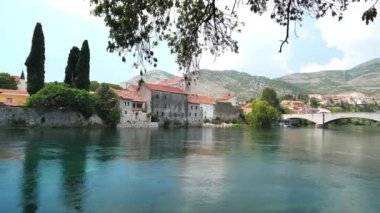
[1,0,379,84]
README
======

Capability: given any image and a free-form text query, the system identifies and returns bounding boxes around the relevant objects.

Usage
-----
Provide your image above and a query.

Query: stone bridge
[282,112,380,127]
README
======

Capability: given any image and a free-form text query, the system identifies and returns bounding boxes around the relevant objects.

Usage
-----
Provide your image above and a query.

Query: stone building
[113,89,152,128]
[187,95,203,126]
[214,102,240,122]
[217,95,237,106]
[187,94,215,120]
[139,83,188,126]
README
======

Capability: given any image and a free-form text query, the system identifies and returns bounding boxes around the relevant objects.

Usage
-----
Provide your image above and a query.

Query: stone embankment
[202,123,235,128]
[117,121,158,128]
[0,106,103,128]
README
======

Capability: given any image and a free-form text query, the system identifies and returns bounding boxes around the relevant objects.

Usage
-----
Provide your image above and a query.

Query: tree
[0,73,17,89]
[247,100,279,128]
[75,40,90,91]
[90,0,378,73]
[25,22,45,95]
[94,85,121,127]
[89,81,100,92]
[64,46,80,87]
[310,97,320,108]
[90,81,123,91]
[261,88,279,109]
[281,94,295,101]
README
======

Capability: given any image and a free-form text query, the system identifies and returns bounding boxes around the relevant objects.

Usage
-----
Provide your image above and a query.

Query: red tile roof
[187,94,216,105]
[143,83,187,94]
[158,77,183,86]
[0,89,29,96]
[217,95,235,101]
[113,89,144,102]
[126,84,139,91]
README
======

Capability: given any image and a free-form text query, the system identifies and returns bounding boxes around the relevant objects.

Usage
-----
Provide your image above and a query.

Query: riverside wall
[0,106,103,128]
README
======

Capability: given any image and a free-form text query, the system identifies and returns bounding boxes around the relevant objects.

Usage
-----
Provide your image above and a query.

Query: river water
[0,126,380,212]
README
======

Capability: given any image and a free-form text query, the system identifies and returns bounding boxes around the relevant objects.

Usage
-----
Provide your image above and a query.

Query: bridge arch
[282,112,380,127]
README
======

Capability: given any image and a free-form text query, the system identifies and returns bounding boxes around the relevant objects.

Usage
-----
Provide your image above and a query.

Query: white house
[188,94,216,120]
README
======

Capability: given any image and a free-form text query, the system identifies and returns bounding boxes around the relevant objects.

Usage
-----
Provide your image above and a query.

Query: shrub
[26,84,95,119]
[94,85,121,127]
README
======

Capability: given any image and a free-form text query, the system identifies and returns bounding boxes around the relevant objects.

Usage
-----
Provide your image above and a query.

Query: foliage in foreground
[247,100,279,128]
[26,84,95,118]
[94,85,121,127]
[90,0,378,73]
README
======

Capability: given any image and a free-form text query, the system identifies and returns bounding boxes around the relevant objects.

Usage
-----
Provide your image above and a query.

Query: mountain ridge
[121,58,380,99]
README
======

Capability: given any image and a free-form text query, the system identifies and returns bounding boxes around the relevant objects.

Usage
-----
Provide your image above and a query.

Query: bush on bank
[94,85,121,127]
[26,84,95,118]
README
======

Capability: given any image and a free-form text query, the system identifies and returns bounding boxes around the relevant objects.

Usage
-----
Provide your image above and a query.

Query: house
[113,89,150,127]
[240,102,253,115]
[187,95,204,126]
[0,89,29,106]
[280,100,310,113]
[217,95,237,106]
[139,82,188,126]
[187,94,216,120]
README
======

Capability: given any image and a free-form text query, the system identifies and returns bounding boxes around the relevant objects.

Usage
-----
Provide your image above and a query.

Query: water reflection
[0,127,379,212]
[61,137,87,212]
[22,137,41,213]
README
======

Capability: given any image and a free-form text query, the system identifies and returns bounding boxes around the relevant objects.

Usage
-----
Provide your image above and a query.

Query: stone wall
[0,106,103,128]
[150,91,188,126]
[214,102,240,122]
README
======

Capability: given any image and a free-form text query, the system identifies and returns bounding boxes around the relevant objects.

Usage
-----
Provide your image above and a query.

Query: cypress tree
[75,40,90,91]
[25,22,45,95]
[64,46,80,87]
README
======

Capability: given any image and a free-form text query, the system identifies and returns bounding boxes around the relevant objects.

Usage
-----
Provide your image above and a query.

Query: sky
[1,0,379,84]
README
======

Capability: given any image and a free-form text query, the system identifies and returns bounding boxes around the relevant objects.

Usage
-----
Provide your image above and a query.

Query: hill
[121,69,306,101]
[278,58,380,96]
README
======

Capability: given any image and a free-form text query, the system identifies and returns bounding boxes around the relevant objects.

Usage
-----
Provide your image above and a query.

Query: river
[0,126,379,212]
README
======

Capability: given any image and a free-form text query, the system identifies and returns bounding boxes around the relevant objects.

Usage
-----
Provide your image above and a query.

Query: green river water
[0,126,379,212]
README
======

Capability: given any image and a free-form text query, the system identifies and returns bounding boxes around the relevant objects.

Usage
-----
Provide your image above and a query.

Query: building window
[189,112,191,116]
[164,104,167,108]
[128,102,130,106]
[133,103,136,108]
[195,106,198,110]
[156,94,159,99]
[124,101,127,106]
[191,106,193,110]
[161,112,164,116]
[156,111,158,116]
[164,95,167,99]
[125,110,127,114]
[195,113,197,117]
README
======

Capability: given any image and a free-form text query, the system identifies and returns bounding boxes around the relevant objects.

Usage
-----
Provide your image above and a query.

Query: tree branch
[279,0,292,53]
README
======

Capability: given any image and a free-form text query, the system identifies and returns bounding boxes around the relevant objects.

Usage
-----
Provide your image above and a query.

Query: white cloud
[200,6,294,77]
[300,3,380,73]
[39,0,98,21]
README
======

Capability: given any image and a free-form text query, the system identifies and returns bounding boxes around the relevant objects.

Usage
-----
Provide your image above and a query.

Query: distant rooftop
[143,83,186,94]
[0,89,29,96]
[158,77,183,86]
[187,94,216,105]
[113,89,144,102]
